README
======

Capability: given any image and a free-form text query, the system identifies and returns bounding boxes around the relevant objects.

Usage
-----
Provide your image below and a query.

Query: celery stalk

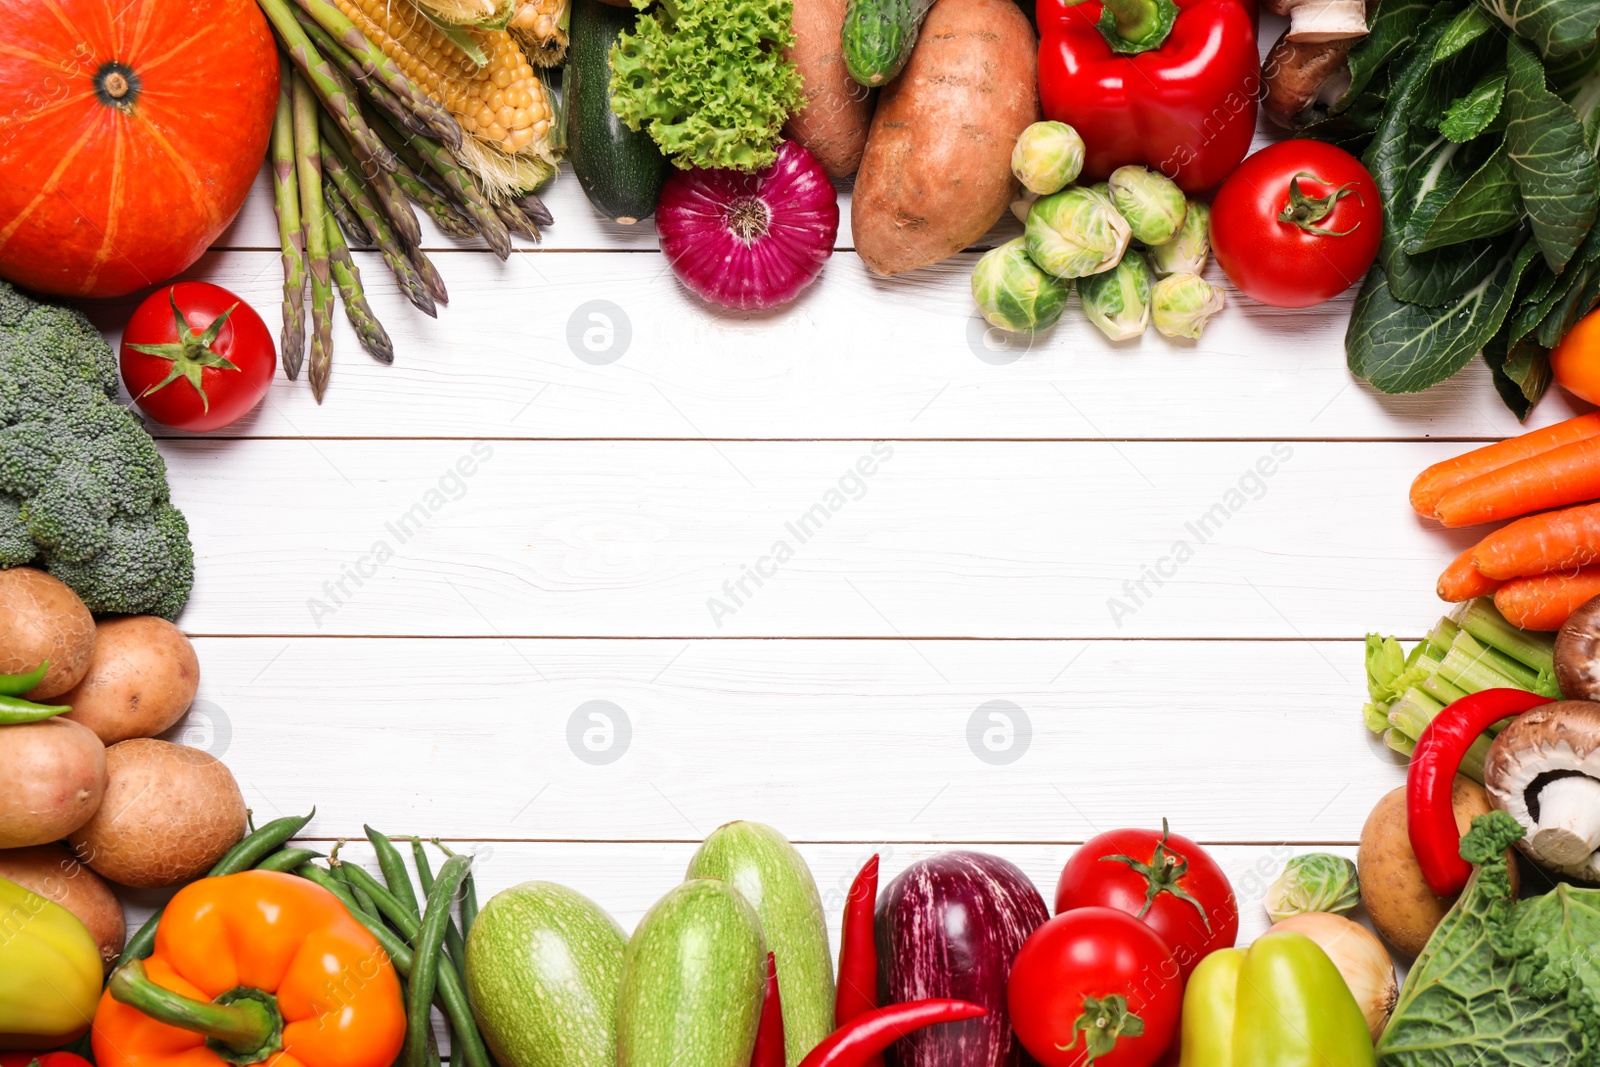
[1426,617,1461,659]
[1387,687,1445,743]
[1461,735,1491,784]
[1384,729,1417,759]
[1456,598,1555,674]
[1364,702,1391,734]
[1439,631,1535,694]
[1421,672,1469,705]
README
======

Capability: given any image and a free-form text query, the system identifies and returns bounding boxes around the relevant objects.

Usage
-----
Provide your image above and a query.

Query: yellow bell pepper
[1180,931,1374,1067]
[0,877,102,1049]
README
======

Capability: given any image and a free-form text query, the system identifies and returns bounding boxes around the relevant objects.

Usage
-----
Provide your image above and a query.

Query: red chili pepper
[800,1000,987,1067]
[1407,688,1551,896]
[751,951,786,1067]
[836,854,880,1024]
[1036,0,1259,192]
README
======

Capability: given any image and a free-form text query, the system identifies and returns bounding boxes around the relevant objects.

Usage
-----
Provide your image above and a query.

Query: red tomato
[0,0,277,298]
[1210,140,1382,308]
[1552,307,1600,405]
[1007,907,1182,1067]
[120,282,276,432]
[1054,822,1238,979]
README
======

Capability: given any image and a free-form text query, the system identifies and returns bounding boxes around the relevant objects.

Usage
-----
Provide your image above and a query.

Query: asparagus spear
[513,192,553,228]
[322,139,439,317]
[319,111,423,249]
[323,191,394,365]
[323,176,372,246]
[495,199,542,242]
[365,108,480,239]
[288,0,465,151]
[259,0,399,175]
[291,8,439,146]
[292,72,336,402]
[404,131,512,259]
[271,54,307,381]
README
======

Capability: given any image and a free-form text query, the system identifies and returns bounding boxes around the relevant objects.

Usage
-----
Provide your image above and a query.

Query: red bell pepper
[1407,688,1551,897]
[0,1055,93,1067]
[1037,0,1259,192]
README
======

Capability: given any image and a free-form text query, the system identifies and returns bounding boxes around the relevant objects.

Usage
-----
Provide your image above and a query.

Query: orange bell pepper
[92,871,406,1067]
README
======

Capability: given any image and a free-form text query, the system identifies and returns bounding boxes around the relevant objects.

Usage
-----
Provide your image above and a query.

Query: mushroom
[1261,0,1375,131]
[1484,701,1600,882]
[1555,595,1600,701]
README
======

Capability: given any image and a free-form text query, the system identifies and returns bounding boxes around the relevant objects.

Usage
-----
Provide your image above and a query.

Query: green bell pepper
[0,878,102,1050]
[1180,931,1374,1067]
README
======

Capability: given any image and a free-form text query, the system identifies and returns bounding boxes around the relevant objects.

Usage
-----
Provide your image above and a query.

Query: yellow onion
[1268,912,1397,1041]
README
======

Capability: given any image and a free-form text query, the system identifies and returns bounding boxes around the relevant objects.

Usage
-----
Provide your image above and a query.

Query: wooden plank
[126,840,1352,949]
[165,437,1474,638]
[84,248,1580,443]
[177,637,1397,843]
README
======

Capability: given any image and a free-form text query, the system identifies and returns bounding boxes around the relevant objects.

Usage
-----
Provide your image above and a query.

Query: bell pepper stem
[1087,0,1180,54]
[109,960,284,1066]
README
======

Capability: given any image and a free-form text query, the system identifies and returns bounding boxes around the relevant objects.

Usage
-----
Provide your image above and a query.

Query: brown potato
[1358,778,1517,958]
[784,0,875,178]
[60,616,200,745]
[70,739,247,889]
[851,0,1038,275]
[0,567,96,699]
[0,718,106,847]
[0,843,126,969]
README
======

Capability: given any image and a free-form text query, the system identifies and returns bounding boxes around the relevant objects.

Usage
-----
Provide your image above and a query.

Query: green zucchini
[617,878,766,1067]
[841,0,933,87]
[567,0,668,224]
[463,882,626,1067]
[686,822,836,1066]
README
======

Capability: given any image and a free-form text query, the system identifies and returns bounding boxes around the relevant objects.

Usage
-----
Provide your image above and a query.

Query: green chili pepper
[0,693,71,723]
[0,661,49,696]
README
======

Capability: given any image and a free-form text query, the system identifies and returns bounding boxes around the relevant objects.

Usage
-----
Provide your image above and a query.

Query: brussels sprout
[1152,273,1226,339]
[1108,166,1188,246]
[1024,187,1132,280]
[971,238,1071,332]
[1264,853,1361,923]
[1148,202,1211,277]
[1011,121,1086,196]
[1077,250,1153,341]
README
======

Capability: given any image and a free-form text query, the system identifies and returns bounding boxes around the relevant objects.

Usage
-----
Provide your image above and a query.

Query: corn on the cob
[510,0,568,66]
[330,0,554,194]
[413,0,516,25]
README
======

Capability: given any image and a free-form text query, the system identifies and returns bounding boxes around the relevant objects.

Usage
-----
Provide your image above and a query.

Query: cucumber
[567,0,668,224]
[686,821,836,1066]
[841,0,932,87]
[617,878,767,1067]
[464,881,626,1067]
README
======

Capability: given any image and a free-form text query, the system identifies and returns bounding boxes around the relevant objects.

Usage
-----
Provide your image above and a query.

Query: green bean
[405,854,471,1067]
[460,868,480,938]
[298,863,490,1067]
[341,862,422,936]
[412,838,466,968]
[366,826,422,919]
[122,809,316,961]
[255,847,324,872]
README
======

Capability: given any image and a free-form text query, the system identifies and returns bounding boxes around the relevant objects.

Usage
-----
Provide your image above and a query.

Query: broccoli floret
[0,281,193,619]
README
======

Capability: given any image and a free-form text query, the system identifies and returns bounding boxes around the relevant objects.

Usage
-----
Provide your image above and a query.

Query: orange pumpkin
[0,0,279,298]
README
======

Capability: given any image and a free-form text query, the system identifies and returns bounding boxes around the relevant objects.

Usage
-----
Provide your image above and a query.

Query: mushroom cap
[1555,595,1600,702]
[1485,700,1600,881]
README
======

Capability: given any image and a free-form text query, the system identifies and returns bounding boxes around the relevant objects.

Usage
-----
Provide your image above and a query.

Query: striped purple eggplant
[875,851,1049,1067]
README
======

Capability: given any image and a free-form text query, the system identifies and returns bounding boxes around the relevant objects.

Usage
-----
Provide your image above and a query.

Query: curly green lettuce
[608,0,804,172]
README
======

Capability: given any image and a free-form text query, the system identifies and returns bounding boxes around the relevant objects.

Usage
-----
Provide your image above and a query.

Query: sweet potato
[852,0,1038,276]
[785,0,875,177]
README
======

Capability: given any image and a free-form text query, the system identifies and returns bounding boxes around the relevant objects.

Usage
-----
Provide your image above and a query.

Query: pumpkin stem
[93,62,141,111]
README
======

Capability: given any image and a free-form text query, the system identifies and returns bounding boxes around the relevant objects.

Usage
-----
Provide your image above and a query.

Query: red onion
[656,140,840,310]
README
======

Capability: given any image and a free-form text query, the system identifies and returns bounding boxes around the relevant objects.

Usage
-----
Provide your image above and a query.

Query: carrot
[1472,501,1600,580]
[1437,545,1503,602]
[1410,412,1600,518]
[1433,435,1600,527]
[1493,567,1600,630]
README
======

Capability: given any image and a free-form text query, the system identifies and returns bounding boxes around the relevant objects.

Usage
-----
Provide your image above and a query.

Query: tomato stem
[1278,172,1364,237]
[1100,818,1212,933]
[1056,994,1144,1066]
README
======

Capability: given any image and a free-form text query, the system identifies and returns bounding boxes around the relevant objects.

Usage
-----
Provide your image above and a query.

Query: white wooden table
[91,82,1588,943]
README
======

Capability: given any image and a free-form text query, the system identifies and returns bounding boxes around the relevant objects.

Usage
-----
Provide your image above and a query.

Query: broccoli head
[0,281,194,618]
